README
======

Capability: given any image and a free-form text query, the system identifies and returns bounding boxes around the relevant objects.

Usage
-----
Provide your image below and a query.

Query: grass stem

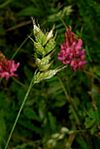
[4,75,35,149]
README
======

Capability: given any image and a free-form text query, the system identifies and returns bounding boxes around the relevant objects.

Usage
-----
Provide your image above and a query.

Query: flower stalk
[4,75,35,149]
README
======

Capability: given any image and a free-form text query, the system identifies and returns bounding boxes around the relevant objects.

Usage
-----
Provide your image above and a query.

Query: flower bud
[34,69,59,84]
[33,24,46,45]
[46,28,54,42]
[45,38,56,54]
[35,55,51,71]
[34,41,45,56]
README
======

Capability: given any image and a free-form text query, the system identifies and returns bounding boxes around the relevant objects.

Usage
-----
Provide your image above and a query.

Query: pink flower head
[0,52,20,80]
[58,27,87,70]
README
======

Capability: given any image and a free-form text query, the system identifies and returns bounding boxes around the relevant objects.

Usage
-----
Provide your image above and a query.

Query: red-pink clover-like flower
[0,52,20,80]
[58,27,87,70]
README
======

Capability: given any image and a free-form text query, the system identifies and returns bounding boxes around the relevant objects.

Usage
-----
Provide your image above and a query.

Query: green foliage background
[0,0,100,148]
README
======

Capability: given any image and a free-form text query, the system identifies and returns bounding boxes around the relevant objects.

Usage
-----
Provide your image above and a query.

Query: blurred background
[0,0,100,149]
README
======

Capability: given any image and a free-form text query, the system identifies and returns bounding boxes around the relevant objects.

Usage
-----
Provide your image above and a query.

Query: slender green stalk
[11,35,30,59]
[12,77,26,88]
[6,21,31,32]
[57,76,80,125]
[57,76,81,148]
[0,0,12,8]
[4,75,35,149]
[59,17,67,28]
[84,70,100,82]
[0,35,31,84]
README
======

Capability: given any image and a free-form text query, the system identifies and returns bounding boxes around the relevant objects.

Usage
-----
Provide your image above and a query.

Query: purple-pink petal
[58,27,86,70]
[0,52,20,80]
